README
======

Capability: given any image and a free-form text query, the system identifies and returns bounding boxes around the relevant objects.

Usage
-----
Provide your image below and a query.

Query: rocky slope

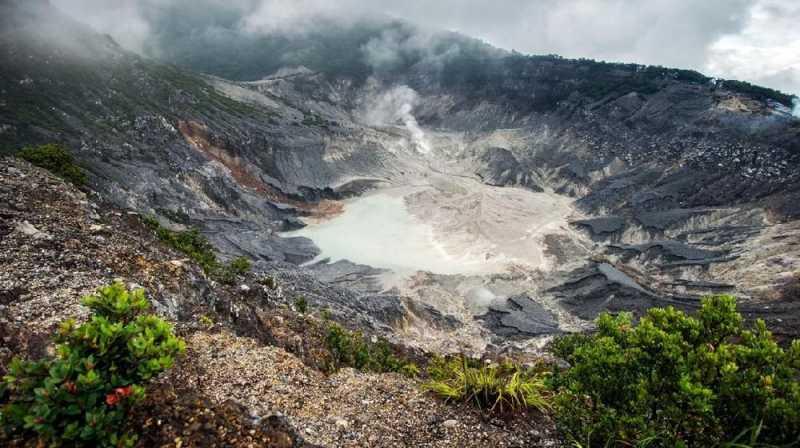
[1,0,799,353]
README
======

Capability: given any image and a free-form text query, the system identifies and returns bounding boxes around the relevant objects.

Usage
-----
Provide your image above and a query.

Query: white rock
[335,419,349,429]
[239,284,251,292]
[16,220,39,236]
[443,419,458,428]
[16,220,49,239]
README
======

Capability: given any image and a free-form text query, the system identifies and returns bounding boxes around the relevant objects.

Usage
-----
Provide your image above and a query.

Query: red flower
[114,386,133,397]
[105,393,120,406]
[63,381,77,394]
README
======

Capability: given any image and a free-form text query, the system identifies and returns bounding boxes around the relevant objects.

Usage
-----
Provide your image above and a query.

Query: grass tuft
[424,355,551,413]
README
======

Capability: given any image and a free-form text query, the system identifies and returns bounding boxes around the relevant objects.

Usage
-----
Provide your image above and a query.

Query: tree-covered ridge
[139,4,795,108]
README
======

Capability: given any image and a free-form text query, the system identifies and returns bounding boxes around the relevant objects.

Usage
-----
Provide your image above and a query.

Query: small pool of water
[282,191,499,276]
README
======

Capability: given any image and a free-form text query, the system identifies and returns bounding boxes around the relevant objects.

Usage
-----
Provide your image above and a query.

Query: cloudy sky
[52,0,800,95]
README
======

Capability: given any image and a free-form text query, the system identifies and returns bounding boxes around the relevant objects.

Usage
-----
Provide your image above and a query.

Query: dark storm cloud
[50,0,800,94]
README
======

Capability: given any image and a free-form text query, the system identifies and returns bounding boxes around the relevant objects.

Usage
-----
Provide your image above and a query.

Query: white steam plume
[359,85,431,154]
[793,97,800,118]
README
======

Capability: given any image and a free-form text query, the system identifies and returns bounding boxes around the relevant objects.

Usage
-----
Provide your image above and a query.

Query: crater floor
[280,147,594,352]
[285,181,580,280]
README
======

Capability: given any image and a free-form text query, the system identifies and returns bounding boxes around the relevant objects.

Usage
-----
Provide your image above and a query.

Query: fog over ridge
[50,0,800,96]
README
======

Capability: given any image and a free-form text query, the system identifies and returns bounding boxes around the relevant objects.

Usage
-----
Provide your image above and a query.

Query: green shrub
[260,276,278,290]
[216,257,252,285]
[0,282,185,447]
[228,257,251,275]
[17,143,87,186]
[142,217,250,285]
[294,296,308,314]
[324,323,416,376]
[424,355,550,413]
[400,362,420,378]
[198,314,214,328]
[548,332,591,362]
[551,295,800,447]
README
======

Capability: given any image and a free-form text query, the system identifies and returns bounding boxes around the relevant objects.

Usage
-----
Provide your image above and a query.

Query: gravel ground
[171,330,558,447]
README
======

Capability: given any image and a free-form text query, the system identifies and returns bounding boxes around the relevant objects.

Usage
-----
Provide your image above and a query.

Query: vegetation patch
[16,143,87,186]
[142,216,250,285]
[216,256,251,285]
[720,79,795,106]
[301,113,327,127]
[294,296,308,314]
[550,295,800,447]
[0,283,185,447]
[260,275,278,290]
[424,355,551,414]
[324,323,418,376]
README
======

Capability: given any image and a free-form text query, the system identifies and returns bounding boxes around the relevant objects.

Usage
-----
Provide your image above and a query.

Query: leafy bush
[216,257,252,285]
[324,323,416,376]
[548,332,591,362]
[228,257,251,275]
[260,276,278,290]
[294,296,308,314]
[551,295,800,447]
[424,355,550,413]
[198,314,214,328]
[142,217,250,285]
[17,143,87,186]
[0,282,185,447]
[320,308,332,321]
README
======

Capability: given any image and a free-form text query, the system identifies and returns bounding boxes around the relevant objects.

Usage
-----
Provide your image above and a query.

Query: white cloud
[706,0,800,95]
[51,0,153,53]
[50,0,800,95]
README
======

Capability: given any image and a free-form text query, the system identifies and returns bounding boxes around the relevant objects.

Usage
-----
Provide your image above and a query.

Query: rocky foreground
[0,158,560,446]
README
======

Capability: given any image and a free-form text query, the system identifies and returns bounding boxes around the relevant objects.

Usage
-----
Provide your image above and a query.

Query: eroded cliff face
[1,0,799,353]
